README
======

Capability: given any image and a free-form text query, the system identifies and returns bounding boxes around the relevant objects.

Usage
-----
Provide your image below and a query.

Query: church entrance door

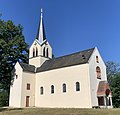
[26,96,30,107]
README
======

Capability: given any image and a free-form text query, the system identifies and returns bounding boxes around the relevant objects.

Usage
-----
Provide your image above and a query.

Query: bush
[0,90,9,107]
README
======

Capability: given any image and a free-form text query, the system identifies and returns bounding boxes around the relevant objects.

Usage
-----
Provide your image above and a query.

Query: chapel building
[9,9,113,108]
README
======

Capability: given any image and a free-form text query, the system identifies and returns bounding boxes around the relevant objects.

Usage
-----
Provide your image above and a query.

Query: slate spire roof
[36,8,46,43]
[19,48,95,73]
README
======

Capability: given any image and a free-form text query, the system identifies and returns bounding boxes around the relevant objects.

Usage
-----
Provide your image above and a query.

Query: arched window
[43,47,46,57]
[51,85,54,94]
[40,86,44,95]
[96,66,101,79]
[33,48,35,57]
[63,83,66,93]
[36,47,38,57]
[76,82,80,91]
[46,48,49,57]
[96,56,99,63]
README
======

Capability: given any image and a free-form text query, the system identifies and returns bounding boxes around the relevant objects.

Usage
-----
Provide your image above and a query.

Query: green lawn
[0,107,120,115]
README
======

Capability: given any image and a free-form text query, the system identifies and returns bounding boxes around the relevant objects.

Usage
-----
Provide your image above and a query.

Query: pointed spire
[36,8,46,43]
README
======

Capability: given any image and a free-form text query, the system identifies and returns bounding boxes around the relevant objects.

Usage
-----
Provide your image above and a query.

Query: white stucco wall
[21,72,35,107]
[35,64,92,108]
[10,47,107,108]
[9,62,23,107]
[88,47,107,107]
[29,56,49,67]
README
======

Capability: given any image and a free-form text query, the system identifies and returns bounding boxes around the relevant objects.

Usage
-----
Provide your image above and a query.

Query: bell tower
[29,9,52,67]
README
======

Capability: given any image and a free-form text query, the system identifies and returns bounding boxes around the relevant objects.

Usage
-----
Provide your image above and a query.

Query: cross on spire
[41,8,43,18]
[36,8,46,43]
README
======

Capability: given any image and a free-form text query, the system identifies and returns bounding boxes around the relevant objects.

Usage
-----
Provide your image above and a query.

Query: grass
[0,107,120,115]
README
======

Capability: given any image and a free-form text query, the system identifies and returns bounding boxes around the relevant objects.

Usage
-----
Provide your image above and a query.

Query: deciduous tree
[0,19,28,106]
[106,61,120,108]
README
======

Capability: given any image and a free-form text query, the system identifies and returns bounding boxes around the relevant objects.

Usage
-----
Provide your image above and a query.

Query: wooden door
[26,96,30,107]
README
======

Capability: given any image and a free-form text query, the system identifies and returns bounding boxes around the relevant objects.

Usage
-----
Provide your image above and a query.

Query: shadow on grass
[0,107,8,112]
[0,107,23,112]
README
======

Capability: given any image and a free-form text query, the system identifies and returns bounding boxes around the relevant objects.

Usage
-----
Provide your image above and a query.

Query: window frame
[96,66,101,79]
[27,83,30,90]
[36,47,38,57]
[46,48,49,57]
[16,75,18,79]
[76,82,80,91]
[43,47,46,57]
[96,56,99,63]
[51,85,54,94]
[62,83,66,93]
[33,48,35,57]
[40,86,44,95]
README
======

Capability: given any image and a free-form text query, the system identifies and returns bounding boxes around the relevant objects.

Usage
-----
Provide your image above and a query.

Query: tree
[0,19,28,106]
[106,61,120,108]
[111,73,120,108]
[106,61,120,85]
[0,84,9,107]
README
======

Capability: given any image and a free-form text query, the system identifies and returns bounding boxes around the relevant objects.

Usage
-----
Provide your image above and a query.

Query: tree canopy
[0,19,28,106]
[106,61,120,108]
[111,73,120,108]
[106,61,120,85]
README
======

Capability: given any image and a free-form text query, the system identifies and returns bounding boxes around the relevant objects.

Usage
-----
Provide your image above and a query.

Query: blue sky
[0,0,120,63]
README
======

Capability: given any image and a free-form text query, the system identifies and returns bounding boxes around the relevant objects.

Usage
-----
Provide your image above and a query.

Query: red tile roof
[97,81,112,96]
